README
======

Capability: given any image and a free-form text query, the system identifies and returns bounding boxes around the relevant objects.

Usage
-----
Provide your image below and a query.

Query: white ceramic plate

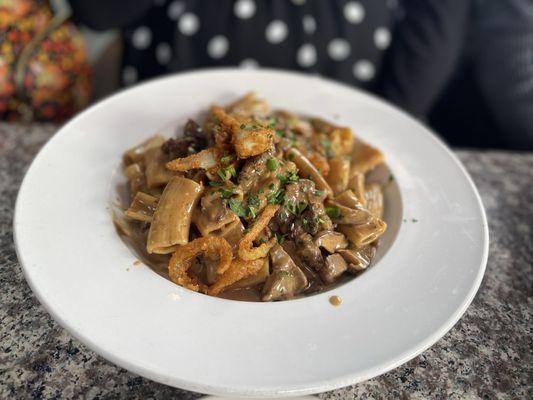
[14,69,488,397]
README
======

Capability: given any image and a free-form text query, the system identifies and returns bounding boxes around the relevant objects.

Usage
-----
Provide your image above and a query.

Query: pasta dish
[115,94,387,301]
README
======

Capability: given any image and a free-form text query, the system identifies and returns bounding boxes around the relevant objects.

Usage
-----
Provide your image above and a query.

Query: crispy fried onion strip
[212,105,239,129]
[212,105,274,158]
[166,147,220,172]
[238,204,279,261]
[209,257,266,296]
[168,237,232,292]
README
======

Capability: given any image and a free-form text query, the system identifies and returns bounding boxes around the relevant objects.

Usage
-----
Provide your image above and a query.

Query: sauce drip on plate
[329,295,342,306]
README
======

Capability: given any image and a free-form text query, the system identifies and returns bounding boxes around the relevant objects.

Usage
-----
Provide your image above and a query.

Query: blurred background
[1,0,532,150]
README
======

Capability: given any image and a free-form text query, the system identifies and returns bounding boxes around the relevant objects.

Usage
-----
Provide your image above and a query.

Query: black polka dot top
[120,0,401,89]
[70,0,470,119]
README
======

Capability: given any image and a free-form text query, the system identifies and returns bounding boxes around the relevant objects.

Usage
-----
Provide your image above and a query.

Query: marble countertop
[1,123,531,399]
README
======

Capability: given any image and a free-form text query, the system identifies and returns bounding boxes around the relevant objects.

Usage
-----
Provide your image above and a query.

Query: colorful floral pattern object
[0,0,91,121]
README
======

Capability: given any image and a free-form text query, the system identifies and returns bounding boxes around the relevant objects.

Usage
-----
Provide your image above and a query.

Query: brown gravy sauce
[114,218,358,302]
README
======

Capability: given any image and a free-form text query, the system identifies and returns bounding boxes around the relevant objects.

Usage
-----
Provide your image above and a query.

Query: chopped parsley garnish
[412,218,418,223]
[220,154,234,165]
[320,138,331,148]
[216,165,237,181]
[277,170,299,185]
[275,232,287,244]
[268,117,277,129]
[218,187,235,199]
[228,199,247,217]
[227,165,237,178]
[314,190,325,197]
[247,207,256,219]
[286,200,308,216]
[320,138,333,157]
[268,183,275,190]
[248,193,261,208]
[325,206,341,219]
[239,122,262,131]
[388,174,395,183]
[266,188,285,205]
[209,180,224,187]
[266,158,278,171]
[276,130,285,137]
[217,169,227,181]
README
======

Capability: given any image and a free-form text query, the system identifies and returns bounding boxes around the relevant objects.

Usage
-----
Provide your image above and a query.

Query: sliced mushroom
[282,241,324,292]
[338,246,376,273]
[295,233,324,271]
[319,253,348,284]
[262,244,308,301]
[200,192,227,221]
[314,231,348,253]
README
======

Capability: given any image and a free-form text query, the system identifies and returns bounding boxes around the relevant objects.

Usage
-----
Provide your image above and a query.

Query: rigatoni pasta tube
[364,183,384,219]
[193,208,239,237]
[124,163,146,195]
[147,176,203,254]
[326,156,350,195]
[349,138,384,175]
[347,172,366,206]
[287,148,333,197]
[144,146,175,188]
[125,192,158,222]
[340,218,387,247]
[123,135,165,165]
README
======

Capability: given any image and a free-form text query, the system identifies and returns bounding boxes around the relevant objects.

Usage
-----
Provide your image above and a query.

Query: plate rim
[13,67,489,397]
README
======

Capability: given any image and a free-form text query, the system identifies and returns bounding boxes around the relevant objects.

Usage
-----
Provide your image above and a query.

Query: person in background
[3,0,532,149]
[431,0,533,150]
[0,0,91,121]
[69,0,469,129]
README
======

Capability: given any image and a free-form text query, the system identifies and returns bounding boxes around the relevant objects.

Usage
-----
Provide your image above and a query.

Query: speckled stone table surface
[1,123,531,399]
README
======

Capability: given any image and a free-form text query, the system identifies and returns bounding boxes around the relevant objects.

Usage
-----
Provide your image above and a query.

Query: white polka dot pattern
[297,44,317,67]
[265,20,288,44]
[344,2,365,24]
[122,66,138,85]
[178,13,200,36]
[167,1,185,20]
[374,27,391,50]
[234,0,256,19]
[302,15,316,34]
[327,38,351,61]
[240,58,259,69]
[207,36,229,59]
[353,59,375,81]
[132,26,152,50]
[156,43,172,65]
